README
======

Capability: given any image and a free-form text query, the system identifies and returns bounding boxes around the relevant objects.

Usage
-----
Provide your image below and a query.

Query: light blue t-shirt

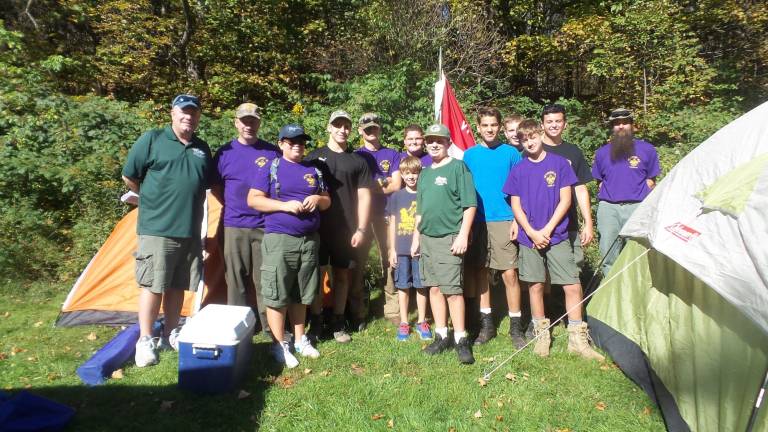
[463,143,523,222]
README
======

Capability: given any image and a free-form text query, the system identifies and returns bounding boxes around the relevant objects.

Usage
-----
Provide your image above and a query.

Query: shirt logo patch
[255,156,268,167]
[304,173,317,187]
[628,155,641,168]
[380,159,391,172]
[544,171,557,187]
[191,148,206,159]
[434,176,448,186]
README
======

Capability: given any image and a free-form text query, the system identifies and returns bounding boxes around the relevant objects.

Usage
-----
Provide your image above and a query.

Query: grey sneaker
[135,335,159,367]
[295,335,320,359]
[159,326,182,351]
[332,315,351,344]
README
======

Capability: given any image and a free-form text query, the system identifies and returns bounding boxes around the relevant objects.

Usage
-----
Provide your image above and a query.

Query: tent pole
[745,364,768,432]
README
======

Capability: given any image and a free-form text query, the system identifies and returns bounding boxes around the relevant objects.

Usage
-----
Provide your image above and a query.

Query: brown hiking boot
[532,319,551,357]
[567,322,605,361]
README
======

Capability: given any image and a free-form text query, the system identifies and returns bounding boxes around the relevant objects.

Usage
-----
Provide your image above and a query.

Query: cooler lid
[177,304,256,346]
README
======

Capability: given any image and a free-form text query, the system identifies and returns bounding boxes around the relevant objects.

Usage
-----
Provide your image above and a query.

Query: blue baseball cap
[278,124,312,141]
[171,94,201,110]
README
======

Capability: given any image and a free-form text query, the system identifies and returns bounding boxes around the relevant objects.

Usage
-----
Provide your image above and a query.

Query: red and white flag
[434,72,475,159]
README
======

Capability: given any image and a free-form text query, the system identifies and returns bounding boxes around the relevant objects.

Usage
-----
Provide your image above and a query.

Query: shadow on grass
[20,341,285,431]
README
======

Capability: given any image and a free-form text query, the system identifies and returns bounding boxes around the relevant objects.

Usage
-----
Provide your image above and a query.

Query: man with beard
[591,108,660,275]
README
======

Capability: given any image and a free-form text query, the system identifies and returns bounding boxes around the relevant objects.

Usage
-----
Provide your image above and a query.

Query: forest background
[0,0,766,283]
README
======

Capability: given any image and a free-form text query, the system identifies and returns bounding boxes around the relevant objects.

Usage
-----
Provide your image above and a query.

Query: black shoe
[456,337,475,364]
[525,320,534,341]
[473,312,497,345]
[423,332,454,355]
[508,317,526,349]
[307,313,324,342]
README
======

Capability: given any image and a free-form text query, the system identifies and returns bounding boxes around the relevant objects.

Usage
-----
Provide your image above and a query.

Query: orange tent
[56,194,227,326]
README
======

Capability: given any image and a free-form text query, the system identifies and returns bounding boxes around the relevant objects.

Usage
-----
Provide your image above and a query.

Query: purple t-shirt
[591,139,660,203]
[385,188,418,255]
[213,139,280,228]
[502,152,578,248]
[401,151,432,169]
[356,146,402,211]
[250,158,325,236]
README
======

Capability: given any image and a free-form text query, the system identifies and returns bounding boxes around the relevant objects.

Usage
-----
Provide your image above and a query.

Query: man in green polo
[122,94,214,367]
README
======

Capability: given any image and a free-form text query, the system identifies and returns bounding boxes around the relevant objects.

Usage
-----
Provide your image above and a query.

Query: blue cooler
[177,304,255,393]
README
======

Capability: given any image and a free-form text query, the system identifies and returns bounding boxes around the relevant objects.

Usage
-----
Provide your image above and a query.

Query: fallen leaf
[448,428,457,432]
[641,406,652,416]
[277,376,295,389]
[111,369,124,379]
[595,401,607,411]
[540,377,546,383]
[387,418,394,428]
[86,332,97,341]
[33,321,43,327]
[0,353,6,360]
[504,373,516,382]
[350,364,364,375]
[159,400,174,411]
[473,410,483,419]
[497,401,504,408]
[496,415,504,422]
[522,372,529,380]
[320,370,331,377]
[26,356,37,362]
[382,373,391,378]
[555,428,572,432]
[600,363,611,371]
[2,312,9,318]
[47,372,60,381]
[237,390,250,399]
[371,413,384,420]
[483,357,495,363]
[478,377,488,387]
[63,346,71,352]
[303,368,312,375]
[10,347,25,355]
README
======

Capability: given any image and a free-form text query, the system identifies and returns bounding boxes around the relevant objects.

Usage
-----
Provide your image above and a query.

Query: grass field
[0,280,665,431]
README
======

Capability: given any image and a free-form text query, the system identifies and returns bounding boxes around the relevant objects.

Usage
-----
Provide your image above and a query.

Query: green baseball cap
[423,123,451,139]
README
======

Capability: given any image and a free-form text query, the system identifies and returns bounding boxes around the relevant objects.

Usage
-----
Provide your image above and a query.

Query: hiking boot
[397,322,410,341]
[423,332,454,355]
[567,322,605,361]
[416,321,433,340]
[295,335,320,359]
[135,335,159,367]
[508,317,526,350]
[473,312,497,345]
[158,326,182,351]
[532,319,551,357]
[271,341,299,368]
[332,315,351,344]
[455,336,475,364]
[307,313,325,341]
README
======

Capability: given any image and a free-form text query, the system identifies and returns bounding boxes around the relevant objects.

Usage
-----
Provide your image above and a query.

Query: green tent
[588,102,768,432]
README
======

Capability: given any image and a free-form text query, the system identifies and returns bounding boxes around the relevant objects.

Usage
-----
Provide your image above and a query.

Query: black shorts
[318,230,361,269]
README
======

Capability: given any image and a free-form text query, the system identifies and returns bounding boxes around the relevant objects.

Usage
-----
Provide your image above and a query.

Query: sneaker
[423,332,454,355]
[271,341,299,368]
[295,335,320,359]
[473,312,497,345]
[455,336,475,364]
[416,321,432,340]
[567,322,605,361]
[508,317,526,350]
[158,326,182,351]
[332,315,351,344]
[397,322,410,341]
[135,335,159,367]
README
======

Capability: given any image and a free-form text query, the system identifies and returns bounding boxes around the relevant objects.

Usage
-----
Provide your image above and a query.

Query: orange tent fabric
[56,194,227,326]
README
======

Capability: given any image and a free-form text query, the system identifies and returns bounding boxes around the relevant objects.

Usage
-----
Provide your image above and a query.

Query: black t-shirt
[305,146,374,238]
[544,141,592,232]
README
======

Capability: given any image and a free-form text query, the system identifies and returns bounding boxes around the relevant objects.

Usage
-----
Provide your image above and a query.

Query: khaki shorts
[134,235,202,294]
[419,234,464,295]
[260,233,320,309]
[486,221,519,270]
[518,240,580,285]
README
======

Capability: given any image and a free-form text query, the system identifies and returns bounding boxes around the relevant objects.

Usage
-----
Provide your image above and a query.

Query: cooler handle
[192,344,221,360]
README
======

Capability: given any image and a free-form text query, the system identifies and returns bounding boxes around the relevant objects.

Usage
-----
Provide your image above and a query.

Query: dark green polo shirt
[122,126,213,238]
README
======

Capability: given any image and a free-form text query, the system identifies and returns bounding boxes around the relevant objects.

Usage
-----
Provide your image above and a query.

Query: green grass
[0,280,665,431]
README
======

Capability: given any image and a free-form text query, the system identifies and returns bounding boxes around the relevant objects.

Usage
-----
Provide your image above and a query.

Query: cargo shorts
[419,234,464,295]
[518,240,580,285]
[260,233,320,309]
[134,235,202,294]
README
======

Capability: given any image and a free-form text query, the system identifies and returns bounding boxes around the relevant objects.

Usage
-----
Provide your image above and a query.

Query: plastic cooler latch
[192,344,221,360]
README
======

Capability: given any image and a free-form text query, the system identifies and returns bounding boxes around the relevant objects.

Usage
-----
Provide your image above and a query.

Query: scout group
[122,94,659,369]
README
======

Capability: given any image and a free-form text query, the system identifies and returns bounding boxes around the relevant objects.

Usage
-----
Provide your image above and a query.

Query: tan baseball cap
[328,110,353,125]
[235,103,261,119]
